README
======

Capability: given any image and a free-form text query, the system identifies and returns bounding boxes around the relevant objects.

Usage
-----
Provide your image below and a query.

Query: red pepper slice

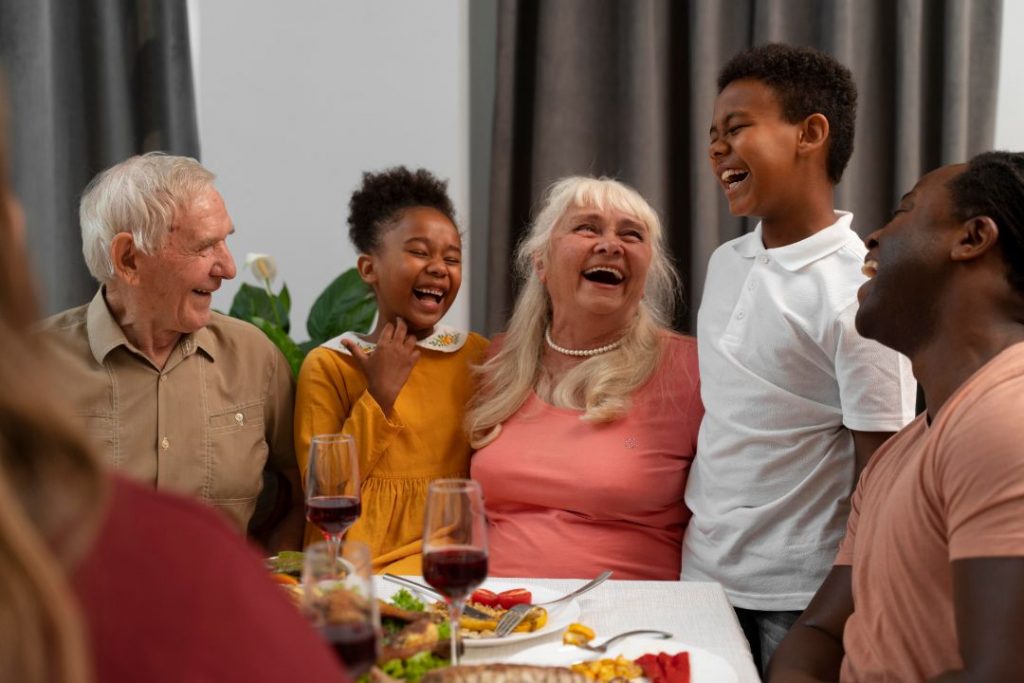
[469,588,500,607]
[496,588,533,609]
[635,652,691,683]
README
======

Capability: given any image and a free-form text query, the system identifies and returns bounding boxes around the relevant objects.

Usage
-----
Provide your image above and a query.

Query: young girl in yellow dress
[294,167,488,573]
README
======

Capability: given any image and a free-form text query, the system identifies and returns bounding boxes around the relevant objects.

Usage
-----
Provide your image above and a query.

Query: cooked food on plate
[421,664,588,683]
[433,587,546,638]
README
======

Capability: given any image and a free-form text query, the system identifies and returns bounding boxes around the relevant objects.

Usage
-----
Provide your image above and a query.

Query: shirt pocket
[206,400,268,503]
[77,413,117,465]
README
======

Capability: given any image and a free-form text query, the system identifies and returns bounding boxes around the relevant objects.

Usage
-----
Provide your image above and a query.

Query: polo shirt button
[736,311,745,320]
[234,412,244,425]
[161,437,170,450]
[758,255,769,264]
[747,282,755,291]
[159,374,167,382]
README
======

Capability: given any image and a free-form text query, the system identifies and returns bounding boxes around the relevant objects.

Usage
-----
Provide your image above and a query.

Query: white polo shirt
[682,211,916,611]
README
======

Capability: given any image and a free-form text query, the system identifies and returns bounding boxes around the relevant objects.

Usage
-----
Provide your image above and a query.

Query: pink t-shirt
[471,333,702,580]
[834,342,1024,681]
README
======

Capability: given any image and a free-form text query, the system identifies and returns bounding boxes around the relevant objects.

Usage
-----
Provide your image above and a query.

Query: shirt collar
[320,324,469,356]
[86,288,215,364]
[732,211,856,271]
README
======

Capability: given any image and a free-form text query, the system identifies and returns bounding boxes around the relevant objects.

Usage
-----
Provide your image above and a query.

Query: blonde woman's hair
[466,176,681,448]
[0,76,106,683]
[80,152,216,282]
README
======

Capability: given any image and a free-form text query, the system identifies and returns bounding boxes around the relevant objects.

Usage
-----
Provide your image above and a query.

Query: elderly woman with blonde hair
[468,176,703,580]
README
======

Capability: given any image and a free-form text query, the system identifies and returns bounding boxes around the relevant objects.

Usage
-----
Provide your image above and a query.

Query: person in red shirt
[0,88,348,683]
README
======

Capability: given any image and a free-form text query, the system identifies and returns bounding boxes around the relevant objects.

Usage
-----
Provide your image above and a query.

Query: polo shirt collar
[86,288,216,364]
[732,211,855,272]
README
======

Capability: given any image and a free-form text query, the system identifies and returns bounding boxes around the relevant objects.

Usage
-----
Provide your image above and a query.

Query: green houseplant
[228,254,377,376]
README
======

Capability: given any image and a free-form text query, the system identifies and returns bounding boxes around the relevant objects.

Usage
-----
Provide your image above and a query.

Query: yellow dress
[294,327,489,573]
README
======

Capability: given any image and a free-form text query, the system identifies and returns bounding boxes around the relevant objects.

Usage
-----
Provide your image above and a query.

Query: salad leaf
[266,550,304,577]
[437,620,451,641]
[380,651,449,683]
[390,588,425,612]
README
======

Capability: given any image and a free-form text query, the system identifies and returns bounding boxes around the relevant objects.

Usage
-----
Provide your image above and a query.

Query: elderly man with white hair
[39,152,303,550]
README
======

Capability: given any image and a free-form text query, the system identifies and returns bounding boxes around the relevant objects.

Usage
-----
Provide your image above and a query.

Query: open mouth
[413,287,445,304]
[582,266,625,286]
[720,168,750,192]
[861,259,879,278]
[192,288,212,297]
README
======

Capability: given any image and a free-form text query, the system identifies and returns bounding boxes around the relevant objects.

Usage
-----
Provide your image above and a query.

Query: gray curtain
[485,0,1002,334]
[0,0,199,315]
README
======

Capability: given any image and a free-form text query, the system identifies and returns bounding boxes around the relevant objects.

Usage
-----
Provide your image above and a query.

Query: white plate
[378,579,581,648]
[505,636,738,683]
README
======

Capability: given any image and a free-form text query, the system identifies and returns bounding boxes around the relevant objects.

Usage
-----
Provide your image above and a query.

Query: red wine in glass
[306,495,361,538]
[321,621,378,676]
[423,547,488,600]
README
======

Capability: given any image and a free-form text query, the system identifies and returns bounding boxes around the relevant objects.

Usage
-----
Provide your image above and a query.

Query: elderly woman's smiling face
[538,203,653,326]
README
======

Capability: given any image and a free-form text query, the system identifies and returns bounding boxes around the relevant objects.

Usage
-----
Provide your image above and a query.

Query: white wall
[197,0,471,340]
[995,0,1024,150]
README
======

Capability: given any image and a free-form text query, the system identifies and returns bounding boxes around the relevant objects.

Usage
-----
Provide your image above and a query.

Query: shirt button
[747,282,755,291]
[736,311,745,320]
[161,437,170,450]
[234,412,244,425]
[758,255,769,264]
[159,374,167,383]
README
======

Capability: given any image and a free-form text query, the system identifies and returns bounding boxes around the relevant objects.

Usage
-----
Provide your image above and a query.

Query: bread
[422,664,589,683]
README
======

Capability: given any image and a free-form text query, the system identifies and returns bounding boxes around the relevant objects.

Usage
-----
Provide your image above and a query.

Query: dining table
[376,577,761,683]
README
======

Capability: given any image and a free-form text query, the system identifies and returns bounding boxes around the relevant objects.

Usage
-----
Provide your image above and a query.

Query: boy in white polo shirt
[682,44,916,674]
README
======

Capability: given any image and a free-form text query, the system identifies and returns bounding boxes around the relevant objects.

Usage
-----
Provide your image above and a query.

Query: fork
[574,629,672,653]
[494,570,613,636]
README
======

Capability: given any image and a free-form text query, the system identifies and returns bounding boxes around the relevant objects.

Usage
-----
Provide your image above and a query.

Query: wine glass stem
[448,600,464,666]
[329,534,342,564]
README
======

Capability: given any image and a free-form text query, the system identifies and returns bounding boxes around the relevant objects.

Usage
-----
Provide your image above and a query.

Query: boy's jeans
[734,607,802,678]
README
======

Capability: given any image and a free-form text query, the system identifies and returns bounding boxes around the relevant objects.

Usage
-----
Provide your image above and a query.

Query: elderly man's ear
[109,233,142,284]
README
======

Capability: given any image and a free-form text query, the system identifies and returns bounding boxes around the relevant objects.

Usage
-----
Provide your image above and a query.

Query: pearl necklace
[544,328,624,357]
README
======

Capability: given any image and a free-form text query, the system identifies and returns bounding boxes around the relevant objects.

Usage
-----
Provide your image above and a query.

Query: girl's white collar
[320,325,468,356]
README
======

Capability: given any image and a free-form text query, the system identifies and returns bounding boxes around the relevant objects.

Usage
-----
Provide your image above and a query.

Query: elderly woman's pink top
[470,333,702,580]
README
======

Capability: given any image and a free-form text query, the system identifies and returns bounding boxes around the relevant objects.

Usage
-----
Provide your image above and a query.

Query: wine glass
[306,434,361,558]
[302,540,380,676]
[422,478,488,666]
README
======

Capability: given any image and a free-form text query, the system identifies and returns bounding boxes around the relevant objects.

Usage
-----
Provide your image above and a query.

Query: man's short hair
[80,153,215,282]
[718,43,858,184]
[948,151,1024,296]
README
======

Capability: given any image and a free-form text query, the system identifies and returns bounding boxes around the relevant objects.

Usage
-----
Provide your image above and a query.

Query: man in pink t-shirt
[768,153,1024,681]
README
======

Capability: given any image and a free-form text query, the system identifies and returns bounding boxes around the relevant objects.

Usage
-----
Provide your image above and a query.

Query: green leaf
[279,284,291,317]
[307,268,378,343]
[229,283,291,334]
[250,316,306,378]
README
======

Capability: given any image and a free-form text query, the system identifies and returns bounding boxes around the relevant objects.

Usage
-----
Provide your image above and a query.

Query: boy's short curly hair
[347,166,456,254]
[718,43,858,184]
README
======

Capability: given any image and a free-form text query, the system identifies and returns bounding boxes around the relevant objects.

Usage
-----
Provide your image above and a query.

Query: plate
[377,579,582,648]
[505,637,738,683]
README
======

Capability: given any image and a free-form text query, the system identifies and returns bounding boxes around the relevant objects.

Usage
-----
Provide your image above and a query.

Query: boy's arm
[766,566,853,682]
[851,430,895,478]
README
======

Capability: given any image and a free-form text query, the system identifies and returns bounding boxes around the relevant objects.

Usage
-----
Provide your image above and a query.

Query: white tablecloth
[377,578,760,683]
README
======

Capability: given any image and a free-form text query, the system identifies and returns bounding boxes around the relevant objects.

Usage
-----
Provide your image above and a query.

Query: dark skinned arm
[851,430,895,479]
[928,557,1024,682]
[766,566,854,683]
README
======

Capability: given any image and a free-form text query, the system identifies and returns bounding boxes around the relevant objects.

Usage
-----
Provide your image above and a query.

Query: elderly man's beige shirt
[38,289,295,533]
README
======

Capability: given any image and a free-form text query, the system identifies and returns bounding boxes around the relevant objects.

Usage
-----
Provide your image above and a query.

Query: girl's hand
[342,317,420,416]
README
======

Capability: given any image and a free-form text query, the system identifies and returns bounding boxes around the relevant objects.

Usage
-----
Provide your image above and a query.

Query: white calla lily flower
[244,253,277,282]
